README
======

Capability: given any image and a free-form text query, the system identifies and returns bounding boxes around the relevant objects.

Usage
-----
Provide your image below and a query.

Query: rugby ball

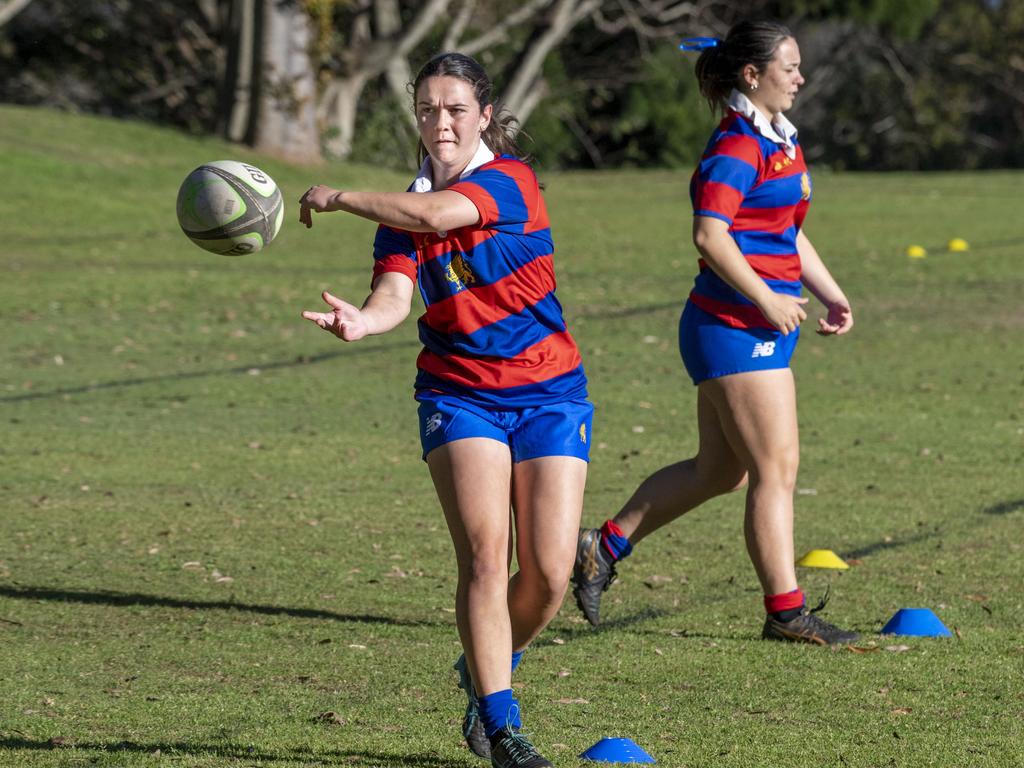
[176,160,284,255]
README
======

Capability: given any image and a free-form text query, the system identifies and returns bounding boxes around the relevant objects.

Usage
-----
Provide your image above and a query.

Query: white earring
[750,82,759,92]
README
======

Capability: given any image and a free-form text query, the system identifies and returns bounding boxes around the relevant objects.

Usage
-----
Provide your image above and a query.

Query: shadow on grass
[983,498,1024,515]
[573,300,679,320]
[550,607,674,643]
[0,339,420,404]
[842,530,938,560]
[0,585,445,628]
[619,626,757,643]
[2,302,679,406]
[332,751,464,767]
[0,737,459,766]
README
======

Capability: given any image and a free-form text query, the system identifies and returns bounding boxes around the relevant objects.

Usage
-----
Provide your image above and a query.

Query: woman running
[572,20,859,647]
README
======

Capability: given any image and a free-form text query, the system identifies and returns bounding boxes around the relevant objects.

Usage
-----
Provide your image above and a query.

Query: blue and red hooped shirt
[689,91,811,329]
[372,151,588,408]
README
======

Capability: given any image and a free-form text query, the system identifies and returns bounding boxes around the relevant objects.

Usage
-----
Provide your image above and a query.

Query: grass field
[1,104,1022,767]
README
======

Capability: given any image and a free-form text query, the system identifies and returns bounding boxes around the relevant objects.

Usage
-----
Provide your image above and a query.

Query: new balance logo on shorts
[751,341,776,358]
[424,412,443,436]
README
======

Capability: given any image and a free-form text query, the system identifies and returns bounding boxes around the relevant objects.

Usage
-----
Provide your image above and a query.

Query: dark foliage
[2,0,1022,169]
[0,0,224,133]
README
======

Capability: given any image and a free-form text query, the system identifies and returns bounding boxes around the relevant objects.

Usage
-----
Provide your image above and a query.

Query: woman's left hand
[816,300,854,336]
[301,290,369,341]
[298,185,342,228]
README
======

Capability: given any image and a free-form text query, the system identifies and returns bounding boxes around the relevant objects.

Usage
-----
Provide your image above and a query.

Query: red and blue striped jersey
[689,108,811,329]
[372,156,587,408]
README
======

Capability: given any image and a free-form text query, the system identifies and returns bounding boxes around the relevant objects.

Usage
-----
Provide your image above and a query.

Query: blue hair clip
[679,37,720,51]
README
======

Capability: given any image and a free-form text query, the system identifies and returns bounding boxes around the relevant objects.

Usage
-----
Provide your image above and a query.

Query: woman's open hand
[301,290,369,341]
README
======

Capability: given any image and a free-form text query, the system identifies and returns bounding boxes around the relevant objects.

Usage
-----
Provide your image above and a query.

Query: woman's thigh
[694,386,747,489]
[699,368,799,480]
[426,437,514,564]
[510,456,587,581]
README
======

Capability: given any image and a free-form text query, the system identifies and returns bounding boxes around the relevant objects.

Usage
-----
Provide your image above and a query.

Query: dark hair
[411,52,523,164]
[694,19,793,114]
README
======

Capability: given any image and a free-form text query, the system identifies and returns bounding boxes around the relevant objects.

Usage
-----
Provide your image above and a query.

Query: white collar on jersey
[728,89,798,159]
[411,139,495,193]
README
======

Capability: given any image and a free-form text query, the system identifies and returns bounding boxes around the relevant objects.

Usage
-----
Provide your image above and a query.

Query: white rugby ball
[176,160,284,255]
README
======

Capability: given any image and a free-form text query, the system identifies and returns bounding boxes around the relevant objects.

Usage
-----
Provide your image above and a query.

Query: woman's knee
[459,551,509,591]
[751,451,799,492]
[520,564,571,607]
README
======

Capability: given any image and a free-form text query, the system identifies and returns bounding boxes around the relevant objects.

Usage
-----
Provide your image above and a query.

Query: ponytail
[479,102,522,161]
[694,45,733,115]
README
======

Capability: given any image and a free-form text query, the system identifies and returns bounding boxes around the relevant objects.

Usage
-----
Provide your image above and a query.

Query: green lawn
[1,105,1022,767]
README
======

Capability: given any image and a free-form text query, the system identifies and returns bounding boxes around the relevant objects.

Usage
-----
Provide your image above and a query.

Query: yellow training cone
[947,238,969,252]
[905,245,927,258]
[796,549,850,569]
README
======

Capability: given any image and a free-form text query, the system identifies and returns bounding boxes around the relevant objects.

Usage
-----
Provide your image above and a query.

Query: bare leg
[427,438,514,697]
[612,388,748,543]
[507,456,587,650]
[702,369,800,596]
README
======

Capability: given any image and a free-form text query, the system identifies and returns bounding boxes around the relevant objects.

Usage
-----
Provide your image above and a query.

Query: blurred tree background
[1,0,1021,170]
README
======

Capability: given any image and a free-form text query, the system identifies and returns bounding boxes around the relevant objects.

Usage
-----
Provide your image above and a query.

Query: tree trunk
[254,0,321,162]
[318,0,450,159]
[502,0,600,124]
[219,0,257,143]
[0,0,34,28]
[219,0,321,163]
[374,0,416,131]
[319,73,371,159]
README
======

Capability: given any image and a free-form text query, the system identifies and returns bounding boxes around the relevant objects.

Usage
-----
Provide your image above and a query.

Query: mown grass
[1,104,1022,767]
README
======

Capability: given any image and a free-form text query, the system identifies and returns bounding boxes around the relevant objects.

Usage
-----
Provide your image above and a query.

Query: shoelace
[496,730,541,762]
[455,657,478,703]
[808,584,832,614]
[803,586,848,632]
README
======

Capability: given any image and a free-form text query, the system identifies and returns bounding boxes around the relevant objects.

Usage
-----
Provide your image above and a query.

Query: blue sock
[477,689,521,737]
[600,519,633,561]
[511,650,524,673]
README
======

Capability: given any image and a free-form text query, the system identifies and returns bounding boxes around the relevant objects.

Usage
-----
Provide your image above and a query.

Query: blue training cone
[881,608,953,637]
[580,737,655,763]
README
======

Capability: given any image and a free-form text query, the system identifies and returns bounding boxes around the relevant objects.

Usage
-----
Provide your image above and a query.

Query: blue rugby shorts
[416,391,594,463]
[678,300,799,385]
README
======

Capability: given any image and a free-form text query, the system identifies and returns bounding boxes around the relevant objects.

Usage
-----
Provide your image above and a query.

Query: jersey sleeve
[691,133,762,226]
[448,160,536,233]
[372,224,417,284]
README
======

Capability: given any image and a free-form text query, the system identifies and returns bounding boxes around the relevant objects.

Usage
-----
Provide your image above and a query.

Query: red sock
[764,588,804,615]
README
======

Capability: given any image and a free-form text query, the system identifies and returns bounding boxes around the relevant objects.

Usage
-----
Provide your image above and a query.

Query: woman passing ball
[300,53,592,768]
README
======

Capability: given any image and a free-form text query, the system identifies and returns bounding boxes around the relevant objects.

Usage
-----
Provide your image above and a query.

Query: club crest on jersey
[773,157,793,172]
[445,253,476,291]
[800,172,811,201]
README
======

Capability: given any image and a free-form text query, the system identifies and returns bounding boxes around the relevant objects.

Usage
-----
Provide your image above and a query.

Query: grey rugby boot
[762,608,860,646]
[454,654,490,758]
[571,527,617,627]
[488,728,553,768]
